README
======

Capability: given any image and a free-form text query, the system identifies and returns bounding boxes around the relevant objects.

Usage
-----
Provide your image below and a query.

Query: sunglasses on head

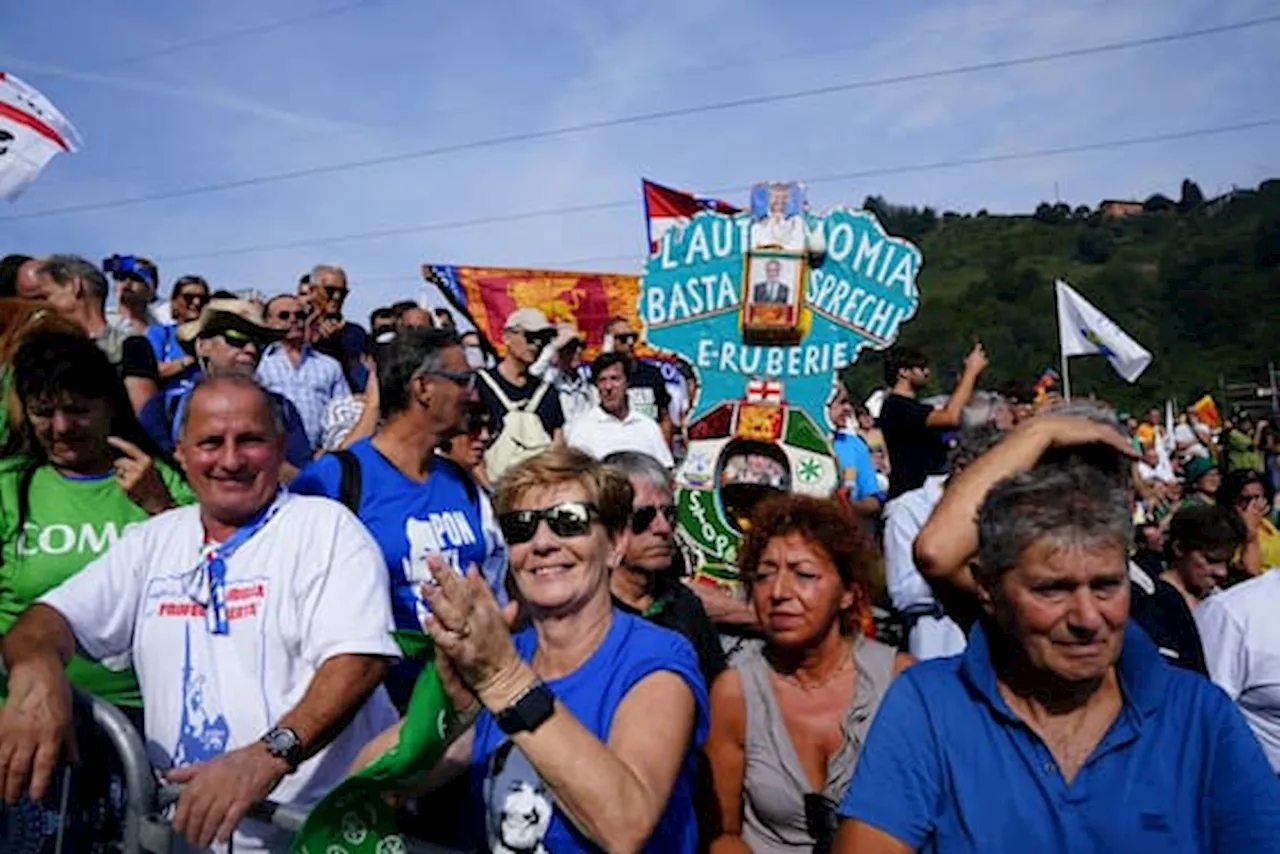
[274,309,307,322]
[499,501,599,545]
[631,503,677,534]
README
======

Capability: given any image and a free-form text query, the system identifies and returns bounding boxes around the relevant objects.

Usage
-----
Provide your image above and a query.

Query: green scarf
[291,631,467,854]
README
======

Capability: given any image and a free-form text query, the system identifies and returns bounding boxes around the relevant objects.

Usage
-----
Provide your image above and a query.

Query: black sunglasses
[422,368,477,391]
[614,332,638,344]
[274,310,307,321]
[323,285,348,300]
[175,291,208,304]
[499,501,599,545]
[631,503,677,534]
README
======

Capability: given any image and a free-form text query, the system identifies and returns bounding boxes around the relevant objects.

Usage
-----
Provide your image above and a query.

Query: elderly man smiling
[834,424,1280,853]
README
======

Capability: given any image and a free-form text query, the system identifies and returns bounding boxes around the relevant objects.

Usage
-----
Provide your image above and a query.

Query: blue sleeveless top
[466,609,709,852]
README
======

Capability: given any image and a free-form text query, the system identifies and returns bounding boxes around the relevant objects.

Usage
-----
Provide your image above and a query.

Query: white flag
[0,73,82,201]
[1055,279,1152,383]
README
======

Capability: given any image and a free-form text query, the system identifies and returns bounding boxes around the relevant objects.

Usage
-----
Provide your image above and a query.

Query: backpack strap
[334,449,363,513]
[527,380,551,412]
[478,370,518,411]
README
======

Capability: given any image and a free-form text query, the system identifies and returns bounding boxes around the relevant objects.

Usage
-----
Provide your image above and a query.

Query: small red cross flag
[745,379,784,404]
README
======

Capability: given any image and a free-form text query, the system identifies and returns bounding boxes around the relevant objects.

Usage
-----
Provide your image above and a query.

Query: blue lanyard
[199,491,283,635]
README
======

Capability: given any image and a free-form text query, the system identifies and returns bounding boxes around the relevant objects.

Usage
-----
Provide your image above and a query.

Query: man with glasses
[257,293,350,452]
[307,264,369,392]
[604,451,725,687]
[567,353,673,466]
[147,274,209,404]
[105,254,166,336]
[477,307,566,480]
[154,299,313,479]
[605,316,673,447]
[292,328,507,710]
[37,254,160,415]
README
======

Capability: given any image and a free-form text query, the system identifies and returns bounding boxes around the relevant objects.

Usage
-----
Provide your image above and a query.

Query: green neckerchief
[292,630,469,854]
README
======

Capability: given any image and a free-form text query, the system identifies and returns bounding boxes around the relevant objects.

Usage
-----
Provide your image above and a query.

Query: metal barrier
[59,689,463,854]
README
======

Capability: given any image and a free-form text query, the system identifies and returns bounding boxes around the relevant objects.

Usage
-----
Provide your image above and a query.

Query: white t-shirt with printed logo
[41,493,401,853]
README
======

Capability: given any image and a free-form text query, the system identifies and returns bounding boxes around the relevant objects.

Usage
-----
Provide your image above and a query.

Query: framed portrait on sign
[742,249,805,345]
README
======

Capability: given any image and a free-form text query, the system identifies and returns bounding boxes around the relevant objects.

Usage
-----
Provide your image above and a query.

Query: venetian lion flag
[1055,279,1152,383]
[643,179,740,254]
[0,73,81,201]
[422,264,642,360]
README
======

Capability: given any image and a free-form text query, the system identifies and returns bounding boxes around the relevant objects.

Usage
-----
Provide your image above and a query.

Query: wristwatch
[261,726,304,772]
[495,681,556,735]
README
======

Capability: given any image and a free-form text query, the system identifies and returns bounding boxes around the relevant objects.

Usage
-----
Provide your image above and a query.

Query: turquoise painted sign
[641,208,922,421]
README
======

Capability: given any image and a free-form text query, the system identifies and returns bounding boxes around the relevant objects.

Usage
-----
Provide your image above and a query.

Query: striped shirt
[257,343,350,449]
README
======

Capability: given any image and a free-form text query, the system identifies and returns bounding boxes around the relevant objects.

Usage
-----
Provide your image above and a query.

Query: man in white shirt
[1195,571,1280,772]
[0,375,400,852]
[566,352,673,467]
[883,424,1003,659]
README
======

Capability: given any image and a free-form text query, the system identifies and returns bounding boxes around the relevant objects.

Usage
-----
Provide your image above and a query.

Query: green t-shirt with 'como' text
[0,458,194,707]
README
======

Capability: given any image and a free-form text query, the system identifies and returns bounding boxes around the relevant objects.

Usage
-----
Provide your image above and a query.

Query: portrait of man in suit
[752,259,790,304]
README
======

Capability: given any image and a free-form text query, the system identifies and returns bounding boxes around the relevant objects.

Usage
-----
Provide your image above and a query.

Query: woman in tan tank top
[706,494,914,853]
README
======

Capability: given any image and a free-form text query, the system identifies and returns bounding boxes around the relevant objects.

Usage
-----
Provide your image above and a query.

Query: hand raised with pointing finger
[107,436,174,516]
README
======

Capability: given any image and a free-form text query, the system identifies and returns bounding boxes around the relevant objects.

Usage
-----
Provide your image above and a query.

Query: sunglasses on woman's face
[175,291,207,304]
[631,503,677,534]
[274,310,307,322]
[499,501,599,545]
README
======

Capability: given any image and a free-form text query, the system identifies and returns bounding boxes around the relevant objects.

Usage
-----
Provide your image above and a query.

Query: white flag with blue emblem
[1055,279,1151,383]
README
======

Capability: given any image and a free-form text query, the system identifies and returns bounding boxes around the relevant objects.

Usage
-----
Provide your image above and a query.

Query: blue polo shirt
[832,430,884,502]
[838,622,1280,853]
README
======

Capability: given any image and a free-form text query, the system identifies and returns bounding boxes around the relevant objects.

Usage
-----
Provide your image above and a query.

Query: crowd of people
[0,251,1278,853]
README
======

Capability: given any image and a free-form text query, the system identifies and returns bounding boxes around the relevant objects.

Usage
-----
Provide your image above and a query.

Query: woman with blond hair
[363,447,708,852]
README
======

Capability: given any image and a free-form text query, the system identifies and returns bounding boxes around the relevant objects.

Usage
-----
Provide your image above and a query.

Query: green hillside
[839,179,1280,412]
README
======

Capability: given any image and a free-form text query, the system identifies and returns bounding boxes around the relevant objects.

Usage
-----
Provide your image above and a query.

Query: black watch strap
[261,725,304,772]
[495,681,556,735]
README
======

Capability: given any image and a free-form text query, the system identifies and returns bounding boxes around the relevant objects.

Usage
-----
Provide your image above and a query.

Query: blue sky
[2,0,1277,322]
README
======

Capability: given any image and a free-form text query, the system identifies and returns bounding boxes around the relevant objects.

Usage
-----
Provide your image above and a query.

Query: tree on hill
[838,179,1280,412]
[1179,179,1205,212]
[1144,194,1176,213]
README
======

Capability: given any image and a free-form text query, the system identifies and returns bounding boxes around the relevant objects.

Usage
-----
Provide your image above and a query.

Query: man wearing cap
[1180,456,1220,510]
[566,353,673,466]
[36,254,160,415]
[106,254,169,336]
[257,293,350,451]
[142,298,313,478]
[476,307,566,479]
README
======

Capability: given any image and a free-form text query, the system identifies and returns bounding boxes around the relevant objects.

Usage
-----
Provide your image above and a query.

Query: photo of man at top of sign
[750,181,807,252]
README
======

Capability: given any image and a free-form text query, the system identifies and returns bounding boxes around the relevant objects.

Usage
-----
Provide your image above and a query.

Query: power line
[8,14,1277,224]
[156,117,1280,264]
[98,0,388,68]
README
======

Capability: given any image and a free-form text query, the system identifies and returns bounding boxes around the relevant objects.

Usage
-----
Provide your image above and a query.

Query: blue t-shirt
[832,430,883,502]
[145,324,199,395]
[290,438,506,631]
[838,622,1280,854]
[466,610,708,853]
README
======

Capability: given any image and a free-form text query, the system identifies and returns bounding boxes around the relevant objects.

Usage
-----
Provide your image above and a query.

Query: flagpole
[1061,351,1072,401]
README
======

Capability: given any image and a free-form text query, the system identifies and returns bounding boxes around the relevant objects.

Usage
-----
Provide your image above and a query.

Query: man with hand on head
[836,423,1280,853]
[307,264,368,392]
[0,375,400,853]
